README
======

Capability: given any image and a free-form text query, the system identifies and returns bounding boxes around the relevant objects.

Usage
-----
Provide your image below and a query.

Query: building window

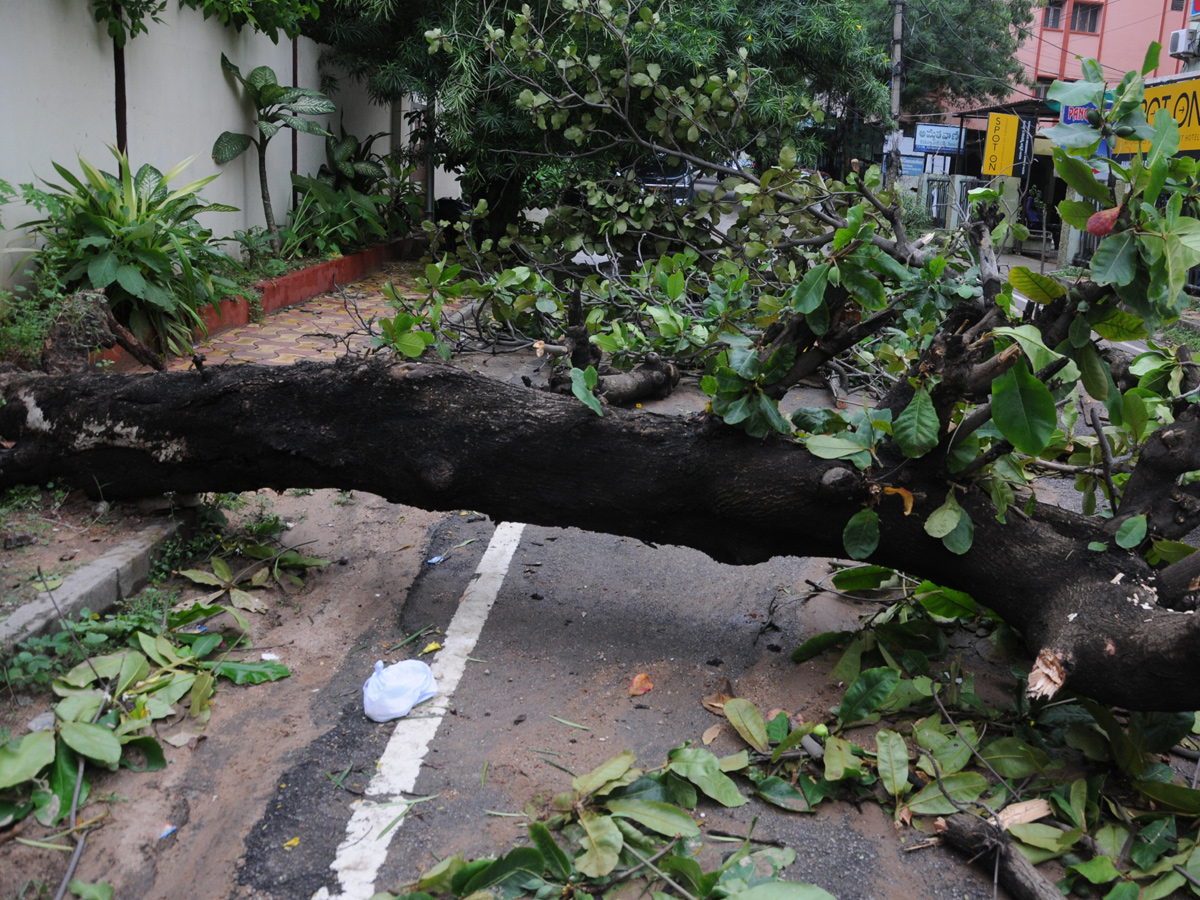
[1173,0,1186,11]
[1071,3,1101,33]
[1033,78,1054,100]
[1043,1,1062,28]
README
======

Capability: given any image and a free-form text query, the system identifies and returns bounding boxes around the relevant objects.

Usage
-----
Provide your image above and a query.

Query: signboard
[1113,76,1200,155]
[983,113,1019,176]
[899,155,925,176]
[914,123,962,154]
[1061,102,1097,125]
[1013,117,1037,178]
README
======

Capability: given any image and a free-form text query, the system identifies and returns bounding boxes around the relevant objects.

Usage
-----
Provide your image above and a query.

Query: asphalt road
[232,515,1009,900]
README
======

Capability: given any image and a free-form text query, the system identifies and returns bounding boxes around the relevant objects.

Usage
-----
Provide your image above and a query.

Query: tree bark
[4,359,1200,710]
[939,815,1062,900]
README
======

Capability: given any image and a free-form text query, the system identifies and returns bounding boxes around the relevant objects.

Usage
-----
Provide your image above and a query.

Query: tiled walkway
[167,262,425,370]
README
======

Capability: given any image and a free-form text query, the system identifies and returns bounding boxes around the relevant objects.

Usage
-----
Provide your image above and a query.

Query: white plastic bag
[363,659,438,722]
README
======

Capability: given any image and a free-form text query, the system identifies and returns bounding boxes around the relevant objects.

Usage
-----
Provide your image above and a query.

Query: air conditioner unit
[1169,27,1198,59]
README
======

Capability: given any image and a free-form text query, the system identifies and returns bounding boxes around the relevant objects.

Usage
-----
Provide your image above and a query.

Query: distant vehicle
[634,156,696,205]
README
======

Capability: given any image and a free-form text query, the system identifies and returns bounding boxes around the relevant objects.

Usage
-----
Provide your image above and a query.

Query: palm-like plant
[211,54,336,254]
[20,147,237,355]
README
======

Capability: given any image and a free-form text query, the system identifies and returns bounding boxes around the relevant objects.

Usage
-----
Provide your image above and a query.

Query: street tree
[307,0,889,231]
[860,0,1034,115]
[6,23,1200,716]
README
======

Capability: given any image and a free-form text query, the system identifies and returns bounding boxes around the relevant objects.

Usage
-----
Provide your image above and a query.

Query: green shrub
[18,147,239,355]
[317,125,389,195]
[280,174,387,258]
[899,190,933,235]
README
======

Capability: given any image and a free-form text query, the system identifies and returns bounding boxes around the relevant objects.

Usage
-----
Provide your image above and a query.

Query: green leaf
[1115,515,1147,549]
[202,660,290,685]
[65,882,113,900]
[1048,79,1104,108]
[87,252,120,289]
[1074,341,1109,403]
[839,668,900,726]
[893,389,938,458]
[1092,308,1148,341]
[392,331,431,358]
[992,325,1062,374]
[791,631,851,664]
[752,776,811,812]
[805,435,869,462]
[528,822,573,881]
[575,811,623,877]
[212,131,254,164]
[119,736,166,773]
[980,738,1053,778]
[875,730,911,799]
[1133,781,1200,814]
[941,510,974,555]
[1053,148,1111,202]
[842,509,879,561]
[991,360,1057,456]
[0,731,56,790]
[913,582,976,618]
[903,772,988,815]
[463,847,546,894]
[114,264,148,298]
[822,736,863,781]
[605,798,699,836]
[1067,855,1122,886]
[573,750,637,797]
[831,566,894,591]
[1102,882,1140,900]
[924,490,963,539]
[59,721,121,766]
[723,699,770,752]
[667,748,747,807]
[1059,200,1101,230]
[1143,41,1163,75]
[791,264,830,313]
[1008,267,1065,304]
[570,366,603,417]
[1090,232,1139,287]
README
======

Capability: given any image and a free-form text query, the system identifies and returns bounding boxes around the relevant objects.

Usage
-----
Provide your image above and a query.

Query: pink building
[1018,0,1192,93]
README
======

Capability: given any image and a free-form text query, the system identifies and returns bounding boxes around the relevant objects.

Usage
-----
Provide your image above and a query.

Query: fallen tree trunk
[3,358,1200,709]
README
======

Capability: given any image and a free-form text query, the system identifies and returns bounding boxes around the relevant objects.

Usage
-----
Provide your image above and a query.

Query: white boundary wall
[0,2,392,287]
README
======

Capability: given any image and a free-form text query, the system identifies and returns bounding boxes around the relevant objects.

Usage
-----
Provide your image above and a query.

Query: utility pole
[885,0,904,187]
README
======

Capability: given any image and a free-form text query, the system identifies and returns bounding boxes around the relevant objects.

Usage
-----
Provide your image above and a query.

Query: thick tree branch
[5,361,1200,709]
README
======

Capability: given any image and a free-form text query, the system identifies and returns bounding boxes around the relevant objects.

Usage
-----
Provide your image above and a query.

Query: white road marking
[313,521,527,900]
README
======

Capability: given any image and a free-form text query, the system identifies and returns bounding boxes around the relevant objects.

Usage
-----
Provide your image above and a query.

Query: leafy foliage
[17,147,237,355]
[212,54,335,254]
[0,594,288,828]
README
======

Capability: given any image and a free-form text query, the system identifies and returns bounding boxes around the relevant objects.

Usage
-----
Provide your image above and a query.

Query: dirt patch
[0,487,172,630]
[0,489,447,900]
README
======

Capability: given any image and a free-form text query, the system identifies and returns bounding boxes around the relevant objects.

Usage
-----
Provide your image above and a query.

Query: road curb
[0,519,182,654]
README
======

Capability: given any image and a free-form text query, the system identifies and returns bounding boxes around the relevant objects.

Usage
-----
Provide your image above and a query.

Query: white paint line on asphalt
[312,521,527,900]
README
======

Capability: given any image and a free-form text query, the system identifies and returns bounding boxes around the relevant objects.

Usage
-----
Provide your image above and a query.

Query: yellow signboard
[1114,77,1200,154]
[982,113,1019,176]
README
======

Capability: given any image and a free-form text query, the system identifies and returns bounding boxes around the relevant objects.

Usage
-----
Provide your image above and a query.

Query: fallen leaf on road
[421,641,442,655]
[701,677,735,715]
[283,837,299,850]
[702,724,723,745]
[629,673,653,696]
